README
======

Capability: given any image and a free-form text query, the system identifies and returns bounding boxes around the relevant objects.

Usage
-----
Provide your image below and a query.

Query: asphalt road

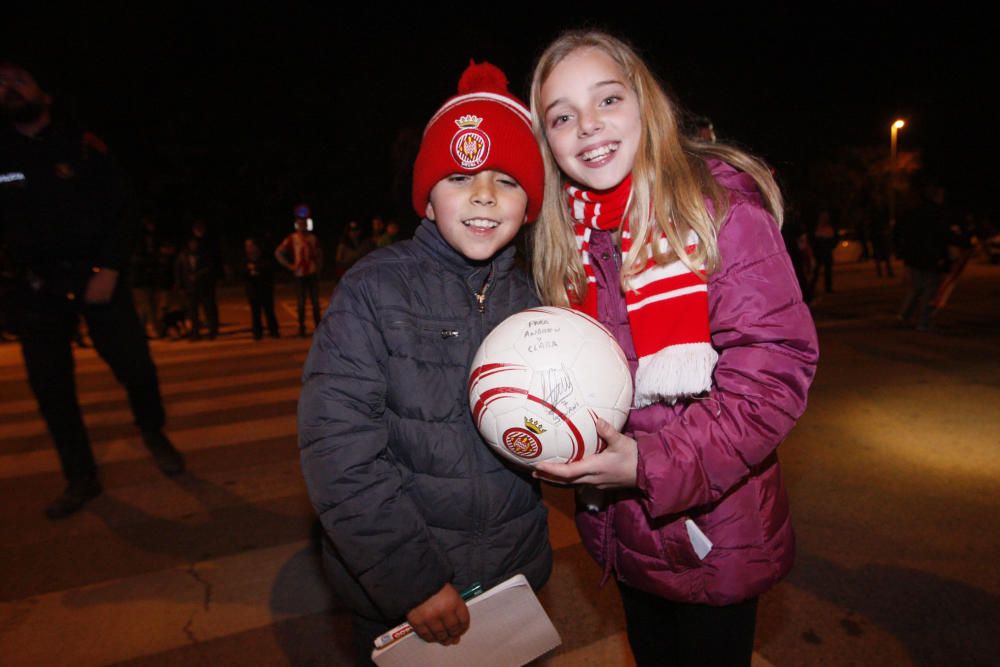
[760,257,1000,666]
[1,256,997,666]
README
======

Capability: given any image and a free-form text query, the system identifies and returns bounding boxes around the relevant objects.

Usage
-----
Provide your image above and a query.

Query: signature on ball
[541,368,579,420]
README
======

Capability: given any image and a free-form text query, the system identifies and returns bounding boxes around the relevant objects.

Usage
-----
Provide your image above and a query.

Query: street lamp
[889,119,906,226]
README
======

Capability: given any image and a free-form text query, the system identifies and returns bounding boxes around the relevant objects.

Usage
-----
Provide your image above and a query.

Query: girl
[529,31,819,666]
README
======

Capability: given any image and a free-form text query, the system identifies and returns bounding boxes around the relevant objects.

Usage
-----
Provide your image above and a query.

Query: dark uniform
[242,243,280,340]
[0,122,179,506]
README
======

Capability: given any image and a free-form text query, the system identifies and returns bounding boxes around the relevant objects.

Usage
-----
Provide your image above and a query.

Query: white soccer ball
[469,306,633,467]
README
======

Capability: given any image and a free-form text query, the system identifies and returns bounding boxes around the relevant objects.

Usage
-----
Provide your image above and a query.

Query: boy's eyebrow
[543,80,626,115]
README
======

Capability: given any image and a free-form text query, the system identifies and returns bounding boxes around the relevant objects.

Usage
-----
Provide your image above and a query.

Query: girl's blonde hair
[529,30,783,306]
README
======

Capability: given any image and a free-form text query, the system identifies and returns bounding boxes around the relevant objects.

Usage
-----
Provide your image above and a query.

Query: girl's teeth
[581,143,618,161]
[464,219,499,229]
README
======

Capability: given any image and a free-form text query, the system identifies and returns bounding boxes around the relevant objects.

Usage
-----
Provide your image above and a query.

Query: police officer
[0,59,184,519]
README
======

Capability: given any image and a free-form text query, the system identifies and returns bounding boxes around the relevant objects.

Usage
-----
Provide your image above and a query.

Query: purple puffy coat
[577,160,819,605]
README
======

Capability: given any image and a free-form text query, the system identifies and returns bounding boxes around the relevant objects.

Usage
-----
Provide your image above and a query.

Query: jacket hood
[707,158,763,204]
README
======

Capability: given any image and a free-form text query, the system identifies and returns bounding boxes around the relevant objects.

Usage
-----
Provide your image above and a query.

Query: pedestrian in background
[781,204,815,304]
[334,220,371,278]
[174,236,214,341]
[810,208,836,295]
[0,59,184,519]
[871,217,895,278]
[190,219,221,338]
[275,204,322,337]
[379,219,402,246]
[131,215,164,337]
[895,183,951,331]
[690,114,716,143]
[243,236,279,340]
[368,215,386,248]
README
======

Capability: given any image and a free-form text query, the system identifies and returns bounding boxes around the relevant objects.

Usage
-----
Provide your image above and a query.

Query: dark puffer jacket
[299,220,551,622]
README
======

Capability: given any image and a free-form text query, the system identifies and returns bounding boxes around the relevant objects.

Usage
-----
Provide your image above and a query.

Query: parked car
[986,233,1000,263]
[832,230,865,264]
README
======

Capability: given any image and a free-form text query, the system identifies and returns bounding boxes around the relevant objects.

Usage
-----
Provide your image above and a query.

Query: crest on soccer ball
[502,424,542,459]
[451,115,491,170]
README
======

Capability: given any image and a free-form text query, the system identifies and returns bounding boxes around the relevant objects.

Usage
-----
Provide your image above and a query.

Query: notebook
[372,574,561,667]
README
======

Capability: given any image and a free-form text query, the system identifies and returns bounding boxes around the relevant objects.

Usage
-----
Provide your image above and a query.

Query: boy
[298,62,551,664]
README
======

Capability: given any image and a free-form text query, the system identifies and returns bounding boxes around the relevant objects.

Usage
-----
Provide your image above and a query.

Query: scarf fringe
[634,343,719,407]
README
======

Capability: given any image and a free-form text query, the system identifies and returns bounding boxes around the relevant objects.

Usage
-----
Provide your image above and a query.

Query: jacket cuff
[360,542,454,620]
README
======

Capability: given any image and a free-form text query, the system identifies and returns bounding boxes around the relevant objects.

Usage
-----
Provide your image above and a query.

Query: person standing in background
[275,204,322,337]
[190,219,220,338]
[368,215,386,247]
[243,236,280,340]
[691,114,717,143]
[895,183,951,331]
[0,60,184,519]
[781,204,815,304]
[378,219,402,247]
[174,235,214,341]
[334,220,372,278]
[131,215,164,337]
[810,208,836,295]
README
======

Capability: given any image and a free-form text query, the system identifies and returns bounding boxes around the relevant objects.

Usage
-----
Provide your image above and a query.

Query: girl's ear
[425,201,436,222]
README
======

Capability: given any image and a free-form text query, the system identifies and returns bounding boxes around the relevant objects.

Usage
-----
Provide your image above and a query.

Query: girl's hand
[405,583,470,646]
[533,417,638,489]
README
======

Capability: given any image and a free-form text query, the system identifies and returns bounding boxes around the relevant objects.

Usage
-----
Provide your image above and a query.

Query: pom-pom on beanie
[412,60,544,222]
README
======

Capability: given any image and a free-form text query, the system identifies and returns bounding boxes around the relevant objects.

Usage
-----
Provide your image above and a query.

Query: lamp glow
[889,119,907,226]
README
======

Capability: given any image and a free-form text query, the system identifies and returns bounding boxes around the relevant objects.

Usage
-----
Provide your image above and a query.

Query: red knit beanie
[412,60,544,223]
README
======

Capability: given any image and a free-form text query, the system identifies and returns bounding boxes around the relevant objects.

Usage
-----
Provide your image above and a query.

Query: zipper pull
[475,265,494,314]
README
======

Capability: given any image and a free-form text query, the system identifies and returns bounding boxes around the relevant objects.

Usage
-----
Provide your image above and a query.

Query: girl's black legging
[617,582,759,667]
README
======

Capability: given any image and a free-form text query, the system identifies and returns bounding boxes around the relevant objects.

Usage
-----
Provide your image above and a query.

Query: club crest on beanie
[412,60,544,223]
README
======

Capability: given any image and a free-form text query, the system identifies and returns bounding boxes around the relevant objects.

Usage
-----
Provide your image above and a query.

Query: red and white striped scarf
[566,176,717,406]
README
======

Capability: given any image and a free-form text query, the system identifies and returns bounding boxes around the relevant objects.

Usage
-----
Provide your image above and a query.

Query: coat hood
[707,158,764,205]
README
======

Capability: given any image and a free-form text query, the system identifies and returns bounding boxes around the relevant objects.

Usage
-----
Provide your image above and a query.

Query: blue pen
[372,582,483,649]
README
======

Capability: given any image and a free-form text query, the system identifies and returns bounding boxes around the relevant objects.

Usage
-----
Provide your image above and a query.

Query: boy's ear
[425,201,436,222]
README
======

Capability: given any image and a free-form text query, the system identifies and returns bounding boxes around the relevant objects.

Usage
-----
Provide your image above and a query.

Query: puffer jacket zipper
[475,265,493,316]
[591,232,621,585]
[470,262,494,584]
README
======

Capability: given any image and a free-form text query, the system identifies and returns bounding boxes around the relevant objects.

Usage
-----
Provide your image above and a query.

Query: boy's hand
[405,583,470,645]
[533,417,638,489]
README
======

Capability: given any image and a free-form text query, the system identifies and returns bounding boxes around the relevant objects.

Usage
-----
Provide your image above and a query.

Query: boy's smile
[425,170,527,262]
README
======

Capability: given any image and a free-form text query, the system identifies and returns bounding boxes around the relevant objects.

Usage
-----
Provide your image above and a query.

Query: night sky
[3,3,994,241]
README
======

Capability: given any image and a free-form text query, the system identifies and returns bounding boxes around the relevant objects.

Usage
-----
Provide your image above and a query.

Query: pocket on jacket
[384,317,468,367]
[384,317,471,422]
[649,514,703,571]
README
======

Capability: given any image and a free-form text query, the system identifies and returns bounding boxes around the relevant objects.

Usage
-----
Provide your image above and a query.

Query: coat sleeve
[84,133,137,272]
[298,270,454,619]
[634,200,819,518]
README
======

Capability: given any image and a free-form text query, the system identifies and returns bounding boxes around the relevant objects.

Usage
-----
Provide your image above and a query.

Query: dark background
[3,2,994,244]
